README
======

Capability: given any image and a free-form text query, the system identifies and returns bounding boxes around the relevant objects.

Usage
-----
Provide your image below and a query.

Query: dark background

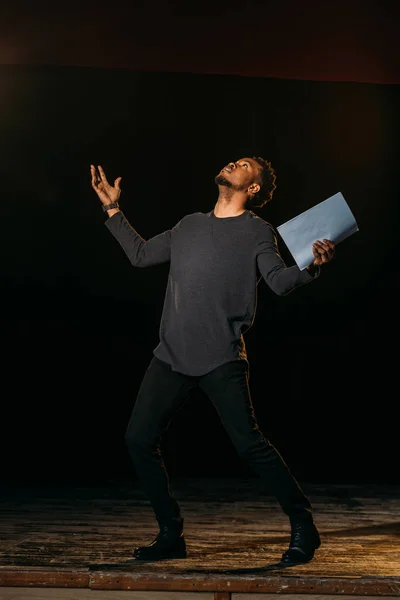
[1,1,399,486]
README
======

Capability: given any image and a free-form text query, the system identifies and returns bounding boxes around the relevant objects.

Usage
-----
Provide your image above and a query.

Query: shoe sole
[281,552,315,564]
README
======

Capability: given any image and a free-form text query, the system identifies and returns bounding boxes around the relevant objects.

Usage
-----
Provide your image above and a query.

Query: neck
[214,188,247,218]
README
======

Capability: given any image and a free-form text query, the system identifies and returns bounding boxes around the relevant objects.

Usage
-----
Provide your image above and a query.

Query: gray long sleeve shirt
[105,209,318,376]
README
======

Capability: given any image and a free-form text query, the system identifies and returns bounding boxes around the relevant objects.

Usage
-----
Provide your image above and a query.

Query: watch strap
[102,202,119,212]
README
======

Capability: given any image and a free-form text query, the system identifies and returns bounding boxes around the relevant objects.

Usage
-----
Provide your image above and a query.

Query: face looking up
[215,158,262,195]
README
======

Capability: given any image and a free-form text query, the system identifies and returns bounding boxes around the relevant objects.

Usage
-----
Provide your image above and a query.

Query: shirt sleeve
[256,221,319,296]
[105,211,182,268]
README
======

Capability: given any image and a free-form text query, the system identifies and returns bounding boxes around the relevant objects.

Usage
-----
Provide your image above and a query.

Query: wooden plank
[0,593,395,600]
[0,590,214,600]
[90,573,400,596]
[0,570,89,589]
[1,568,398,596]
[0,570,399,596]
[0,592,396,600]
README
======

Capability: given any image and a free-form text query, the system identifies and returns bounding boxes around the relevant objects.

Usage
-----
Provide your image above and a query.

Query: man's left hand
[311,239,335,266]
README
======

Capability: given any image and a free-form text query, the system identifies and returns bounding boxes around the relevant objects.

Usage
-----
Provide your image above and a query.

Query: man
[90,157,335,564]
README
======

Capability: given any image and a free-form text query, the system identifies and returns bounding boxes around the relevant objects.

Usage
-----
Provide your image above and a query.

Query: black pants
[125,355,312,525]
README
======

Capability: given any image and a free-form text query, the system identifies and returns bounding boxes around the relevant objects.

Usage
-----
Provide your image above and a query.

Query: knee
[236,441,255,459]
[124,427,151,460]
[235,430,271,459]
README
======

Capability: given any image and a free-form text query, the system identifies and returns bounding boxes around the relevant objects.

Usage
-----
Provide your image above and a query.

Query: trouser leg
[125,356,197,524]
[199,360,312,520]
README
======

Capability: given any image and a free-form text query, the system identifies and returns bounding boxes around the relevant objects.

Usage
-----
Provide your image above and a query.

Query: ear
[248,183,260,195]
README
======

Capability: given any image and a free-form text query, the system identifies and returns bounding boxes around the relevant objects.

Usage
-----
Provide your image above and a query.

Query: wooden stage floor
[0,477,399,599]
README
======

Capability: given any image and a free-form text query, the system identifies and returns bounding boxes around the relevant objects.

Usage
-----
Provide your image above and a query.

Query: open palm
[91,165,122,206]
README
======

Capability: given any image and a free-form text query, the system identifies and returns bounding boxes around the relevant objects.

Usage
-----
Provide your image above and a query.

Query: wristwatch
[102,202,119,212]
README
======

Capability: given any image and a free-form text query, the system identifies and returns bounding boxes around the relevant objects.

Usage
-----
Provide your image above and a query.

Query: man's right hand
[91,164,122,208]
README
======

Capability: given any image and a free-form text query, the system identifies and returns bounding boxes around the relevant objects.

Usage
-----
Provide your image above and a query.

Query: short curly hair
[247,157,277,209]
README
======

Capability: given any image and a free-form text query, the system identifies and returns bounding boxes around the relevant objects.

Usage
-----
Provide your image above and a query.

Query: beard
[215,174,246,194]
[214,174,233,187]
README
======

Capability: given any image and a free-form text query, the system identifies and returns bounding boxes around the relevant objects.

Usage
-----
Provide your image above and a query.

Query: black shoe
[281,520,321,564]
[133,518,187,561]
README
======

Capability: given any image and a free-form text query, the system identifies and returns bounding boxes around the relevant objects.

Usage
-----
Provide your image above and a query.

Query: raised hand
[311,239,335,266]
[90,165,122,208]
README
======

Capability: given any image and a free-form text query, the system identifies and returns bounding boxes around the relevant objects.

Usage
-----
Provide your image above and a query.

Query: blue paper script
[277,192,359,270]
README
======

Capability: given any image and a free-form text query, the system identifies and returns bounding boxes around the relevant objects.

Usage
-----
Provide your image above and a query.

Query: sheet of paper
[276,192,359,270]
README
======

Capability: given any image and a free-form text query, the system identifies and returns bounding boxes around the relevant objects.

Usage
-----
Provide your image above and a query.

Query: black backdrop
[1,65,398,484]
